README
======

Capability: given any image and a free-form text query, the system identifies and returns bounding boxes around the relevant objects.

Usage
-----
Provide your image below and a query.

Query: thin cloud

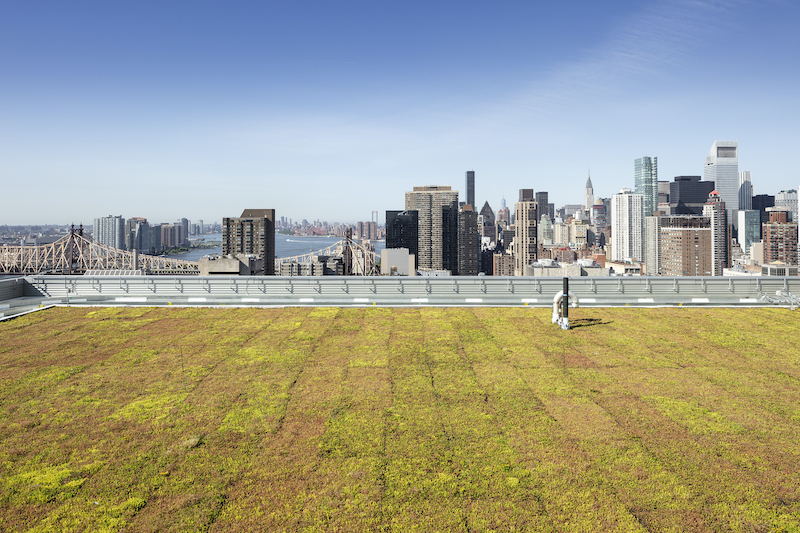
[480,0,752,122]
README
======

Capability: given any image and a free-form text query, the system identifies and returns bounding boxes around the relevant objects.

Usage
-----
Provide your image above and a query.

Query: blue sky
[2,0,799,225]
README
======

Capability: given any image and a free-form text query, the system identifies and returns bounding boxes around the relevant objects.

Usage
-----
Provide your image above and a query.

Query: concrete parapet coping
[0,275,796,319]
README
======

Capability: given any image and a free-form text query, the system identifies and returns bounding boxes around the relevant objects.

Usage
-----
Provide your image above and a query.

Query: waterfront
[164,233,384,262]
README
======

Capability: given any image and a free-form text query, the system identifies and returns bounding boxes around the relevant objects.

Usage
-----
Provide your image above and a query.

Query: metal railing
[6,275,798,309]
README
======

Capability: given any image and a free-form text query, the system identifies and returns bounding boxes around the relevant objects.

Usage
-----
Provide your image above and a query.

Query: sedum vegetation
[1,306,799,532]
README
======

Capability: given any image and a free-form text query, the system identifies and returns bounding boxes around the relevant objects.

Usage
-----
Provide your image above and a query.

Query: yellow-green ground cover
[1,306,799,532]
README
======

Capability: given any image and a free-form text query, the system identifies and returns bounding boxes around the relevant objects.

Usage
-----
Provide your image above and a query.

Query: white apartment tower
[611,189,644,262]
[93,215,126,250]
[513,198,538,275]
[405,186,459,271]
[704,141,739,216]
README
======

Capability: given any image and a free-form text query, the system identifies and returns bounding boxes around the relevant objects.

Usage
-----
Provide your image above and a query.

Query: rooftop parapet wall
[0,277,25,302]
[10,275,800,308]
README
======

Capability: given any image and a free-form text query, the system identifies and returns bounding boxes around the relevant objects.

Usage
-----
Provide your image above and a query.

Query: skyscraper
[405,186,459,271]
[513,196,537,276]
[644,216,661,275]
[538,214,554,246]
[178,218,190,247]
[465,171,475,210]
[738,171,753,211]
[222,209,276,275]
[776,189,798,222]
[763,211,798,265]
[441,201,459,274]
[702,191,728,276]
[386,210,419,269]
[737,210,760,256]
[584,175,594,211]
[669,176,715,215]
[611,189,644,262]
[704,141,739,215]
[752,194,776,234]
[93,215,126,250]
[535,191,553,222]
[634,156,658,218]
[457,206,480,276]
[479,201,496,243]
[659,216,713,276]
[125,217,150,253]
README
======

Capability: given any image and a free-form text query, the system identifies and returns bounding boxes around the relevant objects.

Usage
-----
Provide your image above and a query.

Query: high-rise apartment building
[160,224,182,249]
[356,221,378,240]
[149,224,162,252]
[222,209,276,275]
[763,212,798,265]
[492,253,514,276]
[125,217,150,253]
[738,171,753,210]
[634,157,658,218]
[702,191,728,276]
[465,171,475,209]
[404,186,459,271]
[659,216,713,276]
[93,215,126,250]
[178,218,190,247]
[611,189,643,262]
[513,197,537,276]
[704,141,739,215]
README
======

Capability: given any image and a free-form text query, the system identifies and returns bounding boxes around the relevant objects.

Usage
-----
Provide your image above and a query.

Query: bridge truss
[0,227,199,275]
[275,231,380,276]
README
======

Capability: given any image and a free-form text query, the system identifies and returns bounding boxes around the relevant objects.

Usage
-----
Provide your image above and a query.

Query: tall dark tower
[458,205,480,276]
[519,189,534,202]
[670,176,715,215]
[385,210,419,269]
[465,171,475,209]
[535,191,553,221]
[441,201,460,274]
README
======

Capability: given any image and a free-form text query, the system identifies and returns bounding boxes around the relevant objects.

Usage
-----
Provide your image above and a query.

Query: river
[164,233,385,262]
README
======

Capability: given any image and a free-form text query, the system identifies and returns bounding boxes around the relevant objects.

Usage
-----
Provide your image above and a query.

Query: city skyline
[2,1,799,225]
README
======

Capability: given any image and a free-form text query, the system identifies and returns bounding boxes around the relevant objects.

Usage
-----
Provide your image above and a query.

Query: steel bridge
[0,227,199,275]
[275,231,379,275]
[1,227,379,276]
